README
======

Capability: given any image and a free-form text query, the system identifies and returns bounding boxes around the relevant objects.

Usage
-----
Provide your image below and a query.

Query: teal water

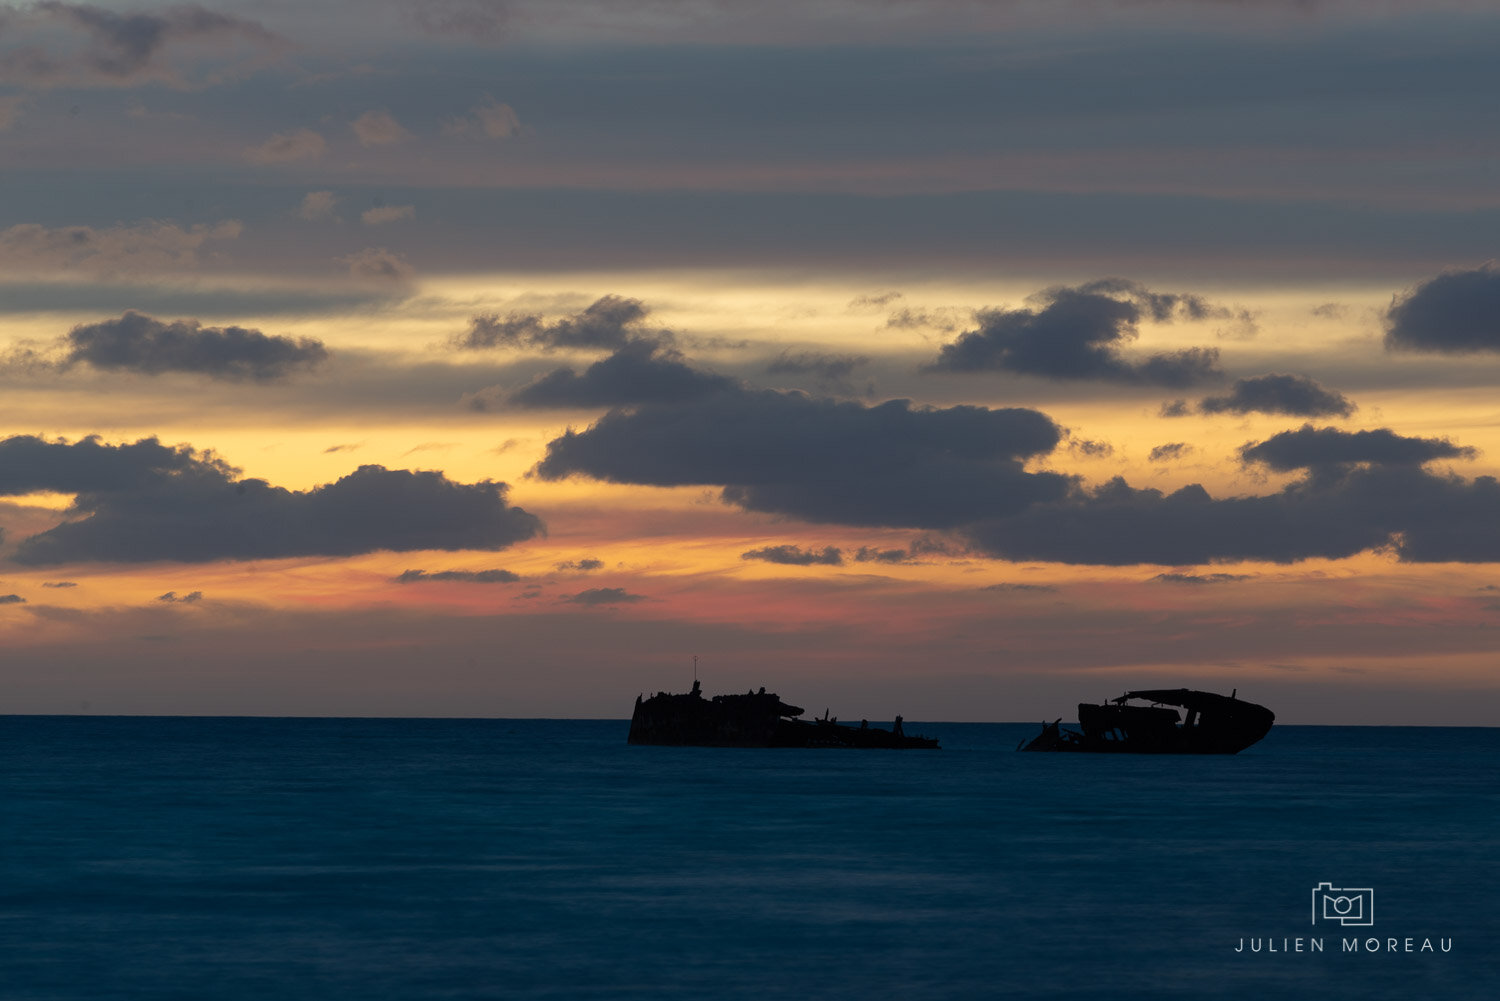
[2,718,1496,999]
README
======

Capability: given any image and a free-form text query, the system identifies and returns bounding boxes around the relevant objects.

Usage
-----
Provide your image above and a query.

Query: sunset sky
[3,0,1499,723]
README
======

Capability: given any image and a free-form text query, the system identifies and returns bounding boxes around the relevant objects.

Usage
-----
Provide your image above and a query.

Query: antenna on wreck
[693,655,698,684]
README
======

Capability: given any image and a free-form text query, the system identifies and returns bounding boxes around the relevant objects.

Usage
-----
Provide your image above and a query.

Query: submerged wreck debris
[1019,688,1274,754]
[628,680,939,748]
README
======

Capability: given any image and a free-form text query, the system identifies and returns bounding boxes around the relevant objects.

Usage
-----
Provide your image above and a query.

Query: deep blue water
[2,718,1496,1000]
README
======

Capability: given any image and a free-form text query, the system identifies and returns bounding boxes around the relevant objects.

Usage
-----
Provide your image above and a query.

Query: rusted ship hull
[1020,688,1273,754]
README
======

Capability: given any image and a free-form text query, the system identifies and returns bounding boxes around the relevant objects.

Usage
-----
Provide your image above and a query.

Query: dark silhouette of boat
[628,680,939,748]
[1019,688,1273,754]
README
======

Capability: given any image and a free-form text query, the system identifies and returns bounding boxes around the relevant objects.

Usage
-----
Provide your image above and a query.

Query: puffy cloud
[455,295,650,352]
[395,568,521,583]
[555,557,603,571]
[507,340,737,409]
[298,191,338,222]
[1239,425,1476,472]
[0,219,240,277]
[361,205,415,226]
[0,594,26,605]
[245,128,326,164]
[340,247,413,284]
[0,435,229,495]
[155,590,202,602]
[741,544,844,566]
[535,388,1068,529]
[928,280,1225,386]
[1386,265,1500,353]
[562,587,645,605]
[1196,374,1355,418]
[0,435,542,565]
[445,95,521,138]
[351,110,411,146]
[0,2,284,88]
[59,311,328,381]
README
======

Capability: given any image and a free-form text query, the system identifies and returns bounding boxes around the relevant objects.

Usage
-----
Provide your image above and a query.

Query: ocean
[2,717,1495,1000]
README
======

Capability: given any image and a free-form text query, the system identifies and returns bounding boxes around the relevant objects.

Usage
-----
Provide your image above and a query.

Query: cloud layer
[536,387,1068,528]
[0,436,542,564]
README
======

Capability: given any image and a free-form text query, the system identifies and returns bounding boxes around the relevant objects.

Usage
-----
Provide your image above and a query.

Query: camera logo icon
[1311,882,1375,926]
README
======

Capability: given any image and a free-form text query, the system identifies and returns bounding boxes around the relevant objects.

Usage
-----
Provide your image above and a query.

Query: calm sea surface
[2,718,1496,1000]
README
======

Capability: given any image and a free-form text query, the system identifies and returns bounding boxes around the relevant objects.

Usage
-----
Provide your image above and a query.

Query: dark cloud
[507,340,736,409]
[0,434,224,495]
[59,311,328,382]
[155,590,202,603]
[980,582,1057,593]
[1239,425,1476,472]
[741,544,844,566]
[928,281,1224,386]
[395,568,521,584]
[961,426,1486,566]
[963,461,1500,565]
[555,558,603,571]
[535,388,1069,529]
[0,593,25,604]
[456,295,652,352]
[1152,572,1252,585]
[42,581,77,588]
[1386,265,1500,353]
[1198,374,1355,417]
[0,435,542,565]
[563,587,645,605]
[853,546,910,564]
[765,350,869,390]
[2,3,284,87]
[1148,442,1191,463]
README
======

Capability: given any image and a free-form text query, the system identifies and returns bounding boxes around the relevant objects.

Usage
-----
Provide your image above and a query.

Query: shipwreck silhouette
[1019,688,1274,754]
[628,680,939,749]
